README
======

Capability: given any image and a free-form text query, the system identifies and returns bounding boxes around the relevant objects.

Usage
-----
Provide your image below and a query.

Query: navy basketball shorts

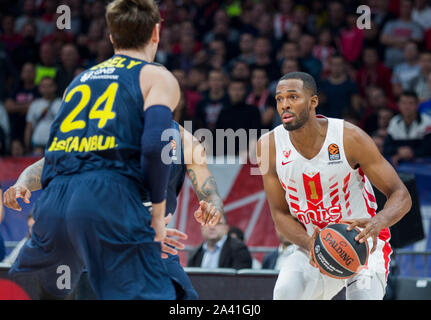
[9,171,176,300]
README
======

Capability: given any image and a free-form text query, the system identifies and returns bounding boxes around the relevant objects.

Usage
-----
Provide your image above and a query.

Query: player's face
[275,79,315,131]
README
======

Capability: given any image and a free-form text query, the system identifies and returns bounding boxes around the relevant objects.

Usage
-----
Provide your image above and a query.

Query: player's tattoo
[16,158,45,191]
[187,168,224,214]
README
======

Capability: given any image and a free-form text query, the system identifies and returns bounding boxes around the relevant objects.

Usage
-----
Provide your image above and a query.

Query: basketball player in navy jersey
[4,121,224,300]
[6,0,185,299]
[257,72,412,300]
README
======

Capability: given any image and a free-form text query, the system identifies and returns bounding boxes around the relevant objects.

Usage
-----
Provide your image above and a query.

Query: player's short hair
[106,0,161,50]
[279,71,317,96]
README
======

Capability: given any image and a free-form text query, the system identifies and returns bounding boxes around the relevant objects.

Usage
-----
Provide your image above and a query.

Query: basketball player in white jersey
[256,72,412,300]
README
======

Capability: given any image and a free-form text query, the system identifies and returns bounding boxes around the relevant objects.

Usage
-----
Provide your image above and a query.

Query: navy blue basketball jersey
[41,54,155,190]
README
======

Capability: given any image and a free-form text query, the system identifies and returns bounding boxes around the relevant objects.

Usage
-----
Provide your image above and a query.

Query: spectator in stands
[4,62,39,148]
[273,0,294,41]
[216,79,262,156]
[411,52,431,102]
[245,68,276,130]
[313,28,336,78]
[2,212,35,266]
[188,66,208,93]
[338,12,365,64]
[228,226,244,242]
[172,68,202,119]
[287,23,303,44]
[14,0,50,41]
[187,214,252,270]
[261,230,294,270]
[10,139,25,157]
[228,224,262,269]
[35,42,57,85]
[318,55,361,118]
[76,19,105,62]
[230,60,251,83]
[380,0,424,69]
[0,102,10,155]
[412,0,431,31]
[419,73,431,116]
[269,58,300,96]
[370,0,398,31]
[12,20,39,69]
[24,77,62,155]
[371,106,396,154]
[384,91,431,165]
[203,9,239,52]
[251,37,278,82]
[193,69,229,131]
[0,41,17,104]
[356,46,393,100]
[0,15,23,55]
[55,43,81,96]
[298,33,322,80]
[85,39,114,69]
[324,0,347,36]
[391,41,421,98]
[277,41,299,68]
[361,86,397,135]
[229,32,255,68]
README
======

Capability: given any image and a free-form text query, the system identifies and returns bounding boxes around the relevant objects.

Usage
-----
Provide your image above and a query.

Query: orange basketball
[313,223,369,279]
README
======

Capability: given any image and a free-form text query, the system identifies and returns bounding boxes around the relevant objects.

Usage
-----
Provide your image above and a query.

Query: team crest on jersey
[328,143,340,161]
[281,149,293,165]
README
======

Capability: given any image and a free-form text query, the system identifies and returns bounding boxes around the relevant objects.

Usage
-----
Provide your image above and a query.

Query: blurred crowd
[0,0,431,164]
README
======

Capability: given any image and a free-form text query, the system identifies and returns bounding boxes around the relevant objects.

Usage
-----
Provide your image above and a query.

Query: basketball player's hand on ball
[3,184,31,211]
[308,227,320,268]
[160,213,188,259]
[194,200,222,226]
[341,218,384,254]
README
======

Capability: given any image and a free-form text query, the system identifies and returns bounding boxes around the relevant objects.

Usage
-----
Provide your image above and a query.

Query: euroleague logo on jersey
[328,143,340,161]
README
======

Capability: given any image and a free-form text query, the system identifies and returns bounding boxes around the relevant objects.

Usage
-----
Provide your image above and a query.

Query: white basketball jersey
[273,117,391,242]
[271,116,392,277]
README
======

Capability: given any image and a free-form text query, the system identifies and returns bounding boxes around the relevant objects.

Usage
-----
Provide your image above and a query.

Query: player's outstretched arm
[257,133,314,253]
[140,65,180,241]
[180,125,224,226]
[343,122,412,252]
[3,158,45,211]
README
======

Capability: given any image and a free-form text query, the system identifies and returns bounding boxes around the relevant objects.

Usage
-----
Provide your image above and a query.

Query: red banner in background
[172,162,279,266]
[0,157,279,266]
[0,157,42,182]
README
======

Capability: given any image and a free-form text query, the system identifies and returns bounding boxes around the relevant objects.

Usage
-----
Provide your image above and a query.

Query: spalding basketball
[313,223,369,279]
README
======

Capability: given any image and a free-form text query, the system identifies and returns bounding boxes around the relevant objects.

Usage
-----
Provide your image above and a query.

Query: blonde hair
[106,0,161,50]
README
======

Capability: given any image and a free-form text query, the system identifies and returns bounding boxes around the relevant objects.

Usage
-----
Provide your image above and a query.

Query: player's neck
[114,48,154,62]
[289,117,327,154]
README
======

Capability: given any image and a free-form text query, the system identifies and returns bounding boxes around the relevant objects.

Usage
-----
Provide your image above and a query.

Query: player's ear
[309,94,319,110]
[109,34,114,45]
[151,23,160,44]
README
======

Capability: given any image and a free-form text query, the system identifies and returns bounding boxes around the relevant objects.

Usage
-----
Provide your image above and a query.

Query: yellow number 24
[60,82,118,133]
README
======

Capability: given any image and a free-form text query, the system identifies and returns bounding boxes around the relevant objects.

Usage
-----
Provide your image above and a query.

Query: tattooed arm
[180,125,224,226]
[3,158,45,211]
